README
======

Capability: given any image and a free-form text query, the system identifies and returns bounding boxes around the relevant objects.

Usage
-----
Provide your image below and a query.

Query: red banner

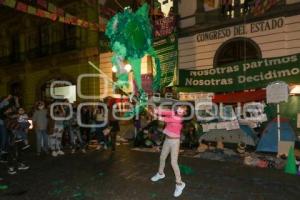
[49,13,57,21]
[154,16,176,38]
[212,90,266,103]
[70,17,78,25]
[37,0,47,9]
[16,1,28,12]
[36,8,45,17]
[56,7,64,16]
[82,21,89,28]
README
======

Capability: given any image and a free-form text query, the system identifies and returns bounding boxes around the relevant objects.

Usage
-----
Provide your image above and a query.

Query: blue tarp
[240,125,258,143]
[256,119,296,153]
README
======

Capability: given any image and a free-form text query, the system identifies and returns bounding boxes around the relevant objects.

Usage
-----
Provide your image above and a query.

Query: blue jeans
[0,124,7,152]
[16,130,27,142]
[36,129,49,153]
[70,127,85,149]
[95,121,108,145]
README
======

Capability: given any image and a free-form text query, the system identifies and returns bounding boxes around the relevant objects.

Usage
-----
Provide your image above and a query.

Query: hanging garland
[0,0,105,32]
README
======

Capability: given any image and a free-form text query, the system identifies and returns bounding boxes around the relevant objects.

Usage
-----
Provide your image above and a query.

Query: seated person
[182,125,199,149]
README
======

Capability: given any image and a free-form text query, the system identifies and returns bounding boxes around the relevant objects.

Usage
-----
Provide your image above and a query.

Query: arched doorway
[214,37,262,67]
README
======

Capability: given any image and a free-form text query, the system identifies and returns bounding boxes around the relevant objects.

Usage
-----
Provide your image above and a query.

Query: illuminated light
[125,64,132,72]
[112,65,118,73]
[158,0,173,16]
[28,120,33,130]
[290,85,300,94]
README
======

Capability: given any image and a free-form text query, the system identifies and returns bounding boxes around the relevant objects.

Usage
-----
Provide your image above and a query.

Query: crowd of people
[0,95,120,175]
[0,93,189,197]
[0,93,196,196]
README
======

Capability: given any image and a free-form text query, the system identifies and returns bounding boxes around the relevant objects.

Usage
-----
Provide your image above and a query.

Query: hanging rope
[114,0,124,10]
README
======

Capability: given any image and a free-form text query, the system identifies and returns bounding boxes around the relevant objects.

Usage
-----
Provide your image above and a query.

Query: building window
[10,33,20,62]
[51,25,64,54]
[64,25,77,50]
[26,30,39,58]
[39,25,50,56]
[26,31,38,51]
[221,0,255,18]
[214,37,261,67]
[0,43,9,65]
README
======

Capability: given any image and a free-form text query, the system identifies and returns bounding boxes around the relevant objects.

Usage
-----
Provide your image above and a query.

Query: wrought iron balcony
[0,38,80,66]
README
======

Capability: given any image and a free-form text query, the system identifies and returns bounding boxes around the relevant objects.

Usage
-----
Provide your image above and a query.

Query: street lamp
[112,65,118,73]
[112,64,132,73]
[125,64,132,72]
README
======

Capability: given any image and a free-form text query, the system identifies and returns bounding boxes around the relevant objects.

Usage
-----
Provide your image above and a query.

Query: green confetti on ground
[98,172,104,176]
[73,192,83,197]
[150,192,157,198]
[0,185,8,190]
[179,164,195,175]
[72,191,86,200]
[51,180,65,186]
[49,189,63,196]
[63,185,71,191]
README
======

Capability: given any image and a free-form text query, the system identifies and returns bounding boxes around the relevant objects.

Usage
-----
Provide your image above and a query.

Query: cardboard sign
[297,113,300,128]
[278,141,294,156]
[266,81,289,103]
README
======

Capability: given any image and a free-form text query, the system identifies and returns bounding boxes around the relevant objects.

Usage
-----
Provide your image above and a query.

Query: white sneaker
[22,144,31,150]
[57,150,65,155]
[71,149,76,154]
[52,151,58,157]
[81,149,86,153]
[174,182,186,198]
[18,163,30,170]
[151,173,165,182]
[8,167,17,175]
[96,145,101,150]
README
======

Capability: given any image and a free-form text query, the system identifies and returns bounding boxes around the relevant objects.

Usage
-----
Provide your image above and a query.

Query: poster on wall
[152,0,178,88]
[154,16,176,38]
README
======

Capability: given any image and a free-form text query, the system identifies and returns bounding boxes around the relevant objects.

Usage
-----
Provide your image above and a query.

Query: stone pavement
[0,145,299,200]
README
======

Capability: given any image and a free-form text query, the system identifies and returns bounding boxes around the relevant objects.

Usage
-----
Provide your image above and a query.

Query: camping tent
[199,124,258,146]
[256,118,296,153]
